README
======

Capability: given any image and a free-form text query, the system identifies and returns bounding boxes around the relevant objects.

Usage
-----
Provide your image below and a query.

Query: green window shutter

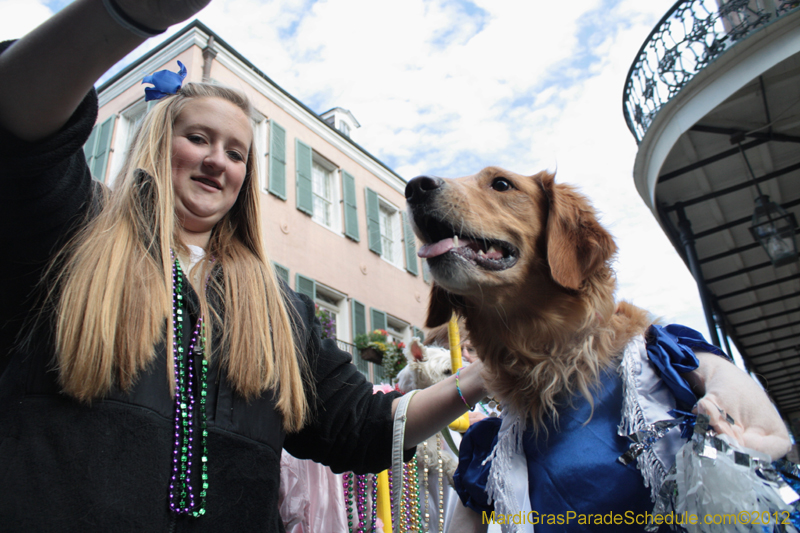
[422,260,430,284]
[352,299,367,339]
[268,121,286,200]
[342,170,360,242]
[91,115,116,182]
[370,308,387,332]
[412,327,425,341]
[295,139,313,215]
[147,100,158,112]
[272,262,289,285]
[402,212,418,275]
[295,273,316,301]
[365,187,382,255]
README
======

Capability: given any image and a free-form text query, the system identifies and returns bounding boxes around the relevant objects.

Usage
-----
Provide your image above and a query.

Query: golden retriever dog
[405,166,650,431]
[404,167,792,532]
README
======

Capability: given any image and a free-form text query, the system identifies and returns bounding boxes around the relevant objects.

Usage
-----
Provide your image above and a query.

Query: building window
[312,161,334,228]
[365,188,406,268]
[107,100,146,186]
[365,188,418,274]
[296,276,350,343]
[296,140,342,232]
[386,315,410,346]
[309,155,341,232]
[379,200,402,267]
[316,284,347,341]
[380,205,396,263]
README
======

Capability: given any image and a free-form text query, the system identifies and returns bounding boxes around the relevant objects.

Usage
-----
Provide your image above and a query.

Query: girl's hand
[113,0,212,31]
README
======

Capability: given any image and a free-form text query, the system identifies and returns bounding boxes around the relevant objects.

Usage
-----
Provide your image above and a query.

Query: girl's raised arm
[0,0,209,142]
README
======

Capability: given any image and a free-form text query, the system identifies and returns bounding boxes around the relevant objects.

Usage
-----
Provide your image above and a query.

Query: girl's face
[462,339,478,363]
[171,96,252,244]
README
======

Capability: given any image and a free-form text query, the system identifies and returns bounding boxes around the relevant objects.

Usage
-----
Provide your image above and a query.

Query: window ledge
[312,218,345,238]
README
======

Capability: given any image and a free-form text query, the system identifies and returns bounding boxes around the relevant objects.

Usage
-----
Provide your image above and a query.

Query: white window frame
[378,199,403,268]
[311,154,342,234]
[386,315,410,346]
[108,99,147,188]
[315,284,349,342]
[252,111,268,192]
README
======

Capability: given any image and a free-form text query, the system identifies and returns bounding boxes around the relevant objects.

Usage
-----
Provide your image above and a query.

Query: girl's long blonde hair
[50,83,308,432]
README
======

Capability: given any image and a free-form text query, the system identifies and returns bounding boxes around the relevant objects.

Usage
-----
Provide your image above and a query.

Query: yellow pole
[376,469,392,533]
[448,311,471,432]
[448,311,463,371]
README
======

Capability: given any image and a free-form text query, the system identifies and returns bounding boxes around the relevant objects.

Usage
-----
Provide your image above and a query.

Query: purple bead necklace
[169,253,210,518]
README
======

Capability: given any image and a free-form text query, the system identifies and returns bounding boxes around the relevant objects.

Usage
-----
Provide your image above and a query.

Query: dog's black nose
[405,176,444,204]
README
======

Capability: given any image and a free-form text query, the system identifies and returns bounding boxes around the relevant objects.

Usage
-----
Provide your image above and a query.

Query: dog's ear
[540,173,616,290]
[409,339,426,362]
[426,283,462,328]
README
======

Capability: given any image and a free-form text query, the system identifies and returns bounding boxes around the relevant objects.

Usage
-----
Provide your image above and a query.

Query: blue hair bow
[142,61,187,102]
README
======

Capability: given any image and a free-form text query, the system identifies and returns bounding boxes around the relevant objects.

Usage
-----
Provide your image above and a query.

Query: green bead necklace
[169,254,210,517]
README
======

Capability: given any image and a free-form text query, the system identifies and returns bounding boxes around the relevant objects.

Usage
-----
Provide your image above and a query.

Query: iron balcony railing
[623,0,799,144]
[336,339,388,385]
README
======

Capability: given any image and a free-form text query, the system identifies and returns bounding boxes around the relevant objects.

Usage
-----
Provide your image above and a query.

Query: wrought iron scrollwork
[623,0,799,144]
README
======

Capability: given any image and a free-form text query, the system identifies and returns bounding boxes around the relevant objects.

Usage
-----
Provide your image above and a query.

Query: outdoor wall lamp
[749,195,799,267]
[734,138,799,268]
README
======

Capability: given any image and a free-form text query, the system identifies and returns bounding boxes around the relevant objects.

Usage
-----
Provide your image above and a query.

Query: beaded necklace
[386,435,448,532]
[389,469,395,528]
[403,457,421,531]
[169,254,210,517]
[420,434,447,532]
[421,440,430,531]
[436,433,444,533]
[342,472,378,532]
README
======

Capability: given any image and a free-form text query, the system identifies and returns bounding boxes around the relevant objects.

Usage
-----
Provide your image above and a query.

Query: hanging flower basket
[354,329,407,381]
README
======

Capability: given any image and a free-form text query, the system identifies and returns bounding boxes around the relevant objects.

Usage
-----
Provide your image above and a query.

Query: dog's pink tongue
[418,238,454,258]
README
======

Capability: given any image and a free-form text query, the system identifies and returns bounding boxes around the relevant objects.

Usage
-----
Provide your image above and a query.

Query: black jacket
[0,39,409,533]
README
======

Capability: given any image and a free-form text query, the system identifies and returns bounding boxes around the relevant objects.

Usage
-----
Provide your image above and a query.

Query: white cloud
[0,0,53,40]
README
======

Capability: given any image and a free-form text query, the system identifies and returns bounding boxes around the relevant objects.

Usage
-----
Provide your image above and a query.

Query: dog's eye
[491,177,513,192]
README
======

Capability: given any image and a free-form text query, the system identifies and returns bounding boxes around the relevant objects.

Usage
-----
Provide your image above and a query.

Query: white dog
[396,337,454,392]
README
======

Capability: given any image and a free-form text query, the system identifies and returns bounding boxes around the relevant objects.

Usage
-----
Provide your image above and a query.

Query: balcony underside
[647,44,800,418]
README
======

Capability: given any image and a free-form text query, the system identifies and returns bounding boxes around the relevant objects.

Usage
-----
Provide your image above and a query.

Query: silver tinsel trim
[618,336,670,501]
[484,409,526,533]
[620,413,800,533]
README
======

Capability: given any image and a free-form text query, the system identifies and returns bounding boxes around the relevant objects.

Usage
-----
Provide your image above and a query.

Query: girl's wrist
[456,361,487,406]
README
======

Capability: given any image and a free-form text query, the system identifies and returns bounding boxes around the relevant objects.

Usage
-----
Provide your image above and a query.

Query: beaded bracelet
[102,0,166,38]
[455,368,475,411]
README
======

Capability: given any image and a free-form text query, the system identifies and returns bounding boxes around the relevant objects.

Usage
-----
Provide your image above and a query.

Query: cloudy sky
[1,0,717,340]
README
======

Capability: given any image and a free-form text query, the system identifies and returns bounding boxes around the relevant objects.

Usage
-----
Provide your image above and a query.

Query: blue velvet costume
[453,325,726,532]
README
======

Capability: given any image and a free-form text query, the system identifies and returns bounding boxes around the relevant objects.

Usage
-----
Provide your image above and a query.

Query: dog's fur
[406,167,651,432]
